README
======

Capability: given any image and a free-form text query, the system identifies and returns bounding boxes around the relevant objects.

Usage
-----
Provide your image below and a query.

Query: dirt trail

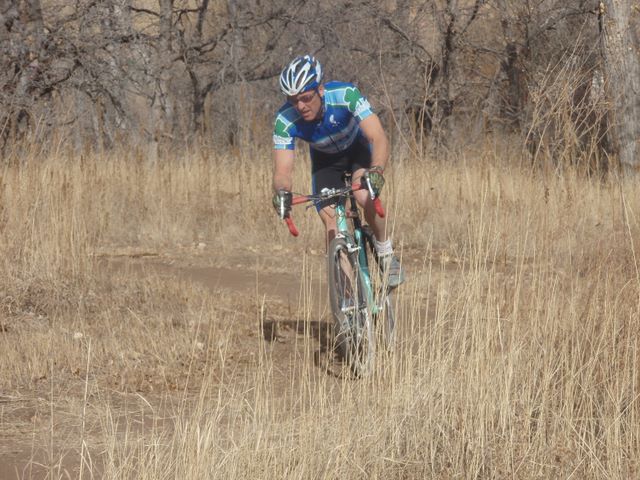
[105,250,330,309]
[0,253,336,480]
[147,260,313,307]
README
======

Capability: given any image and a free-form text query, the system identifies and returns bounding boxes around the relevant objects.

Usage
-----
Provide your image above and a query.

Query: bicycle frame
[333,191,380,317]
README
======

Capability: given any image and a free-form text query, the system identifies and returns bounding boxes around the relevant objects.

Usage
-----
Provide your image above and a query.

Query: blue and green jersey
[272,81,374,154]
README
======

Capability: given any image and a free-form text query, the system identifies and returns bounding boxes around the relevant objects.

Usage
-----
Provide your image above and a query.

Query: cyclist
[271,55,404,288]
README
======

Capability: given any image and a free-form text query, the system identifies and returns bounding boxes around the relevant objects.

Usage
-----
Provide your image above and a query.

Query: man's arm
[359,113,390,170]
[273,148,295,192]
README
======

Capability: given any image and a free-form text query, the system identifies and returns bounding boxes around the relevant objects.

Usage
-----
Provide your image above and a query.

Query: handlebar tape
[292,196,308,206]
[373,197,385,218]
[285,216,299,237]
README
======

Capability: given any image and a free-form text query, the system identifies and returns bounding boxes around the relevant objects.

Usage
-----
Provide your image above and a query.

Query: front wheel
[327,236,375,376]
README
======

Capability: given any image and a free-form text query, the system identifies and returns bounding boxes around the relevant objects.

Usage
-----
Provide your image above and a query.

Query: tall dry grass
[1,139,639,479]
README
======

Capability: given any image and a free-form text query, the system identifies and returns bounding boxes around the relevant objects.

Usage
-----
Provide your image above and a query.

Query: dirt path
[0,251,338,480]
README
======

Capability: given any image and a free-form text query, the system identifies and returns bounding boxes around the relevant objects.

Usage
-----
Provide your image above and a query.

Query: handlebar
[283,183,385,237]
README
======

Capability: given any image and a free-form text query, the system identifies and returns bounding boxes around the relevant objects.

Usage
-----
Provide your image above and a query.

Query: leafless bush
[524,48,611,173]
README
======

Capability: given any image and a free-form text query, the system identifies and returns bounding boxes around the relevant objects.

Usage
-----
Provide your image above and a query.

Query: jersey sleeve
[343,85,373,122]
[273,115,295,150]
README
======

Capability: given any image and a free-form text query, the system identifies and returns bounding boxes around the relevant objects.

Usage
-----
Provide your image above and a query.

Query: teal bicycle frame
[334,194,380,317]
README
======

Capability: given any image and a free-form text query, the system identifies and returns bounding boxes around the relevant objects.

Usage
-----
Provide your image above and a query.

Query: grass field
[1,143,639,479]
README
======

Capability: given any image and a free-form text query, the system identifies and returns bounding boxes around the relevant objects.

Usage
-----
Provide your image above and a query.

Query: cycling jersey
[272,81,374,154]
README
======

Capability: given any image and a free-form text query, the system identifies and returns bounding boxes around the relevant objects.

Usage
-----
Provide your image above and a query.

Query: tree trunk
[8,0,44,140]
[497,0,530,129]
[148,0,174,159]
[600,0,640,173]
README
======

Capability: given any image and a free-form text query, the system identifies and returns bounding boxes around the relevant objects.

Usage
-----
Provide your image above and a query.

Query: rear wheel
[327,236,375,376]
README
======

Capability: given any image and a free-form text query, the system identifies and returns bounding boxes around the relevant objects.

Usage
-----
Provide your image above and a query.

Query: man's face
[287,85,324,122]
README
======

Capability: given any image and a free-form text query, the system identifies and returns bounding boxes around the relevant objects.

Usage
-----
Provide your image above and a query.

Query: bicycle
[282,175,396,376]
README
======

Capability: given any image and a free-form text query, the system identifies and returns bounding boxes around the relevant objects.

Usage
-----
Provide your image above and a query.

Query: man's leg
[311,149,348,251]
[352,168,386,241]
[352,168,405,288]
[318,206,337,251]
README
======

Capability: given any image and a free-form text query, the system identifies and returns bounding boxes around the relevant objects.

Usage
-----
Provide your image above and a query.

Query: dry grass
[1,141,639,479]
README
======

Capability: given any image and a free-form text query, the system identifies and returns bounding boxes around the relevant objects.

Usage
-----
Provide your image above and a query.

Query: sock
[374,238,393,257]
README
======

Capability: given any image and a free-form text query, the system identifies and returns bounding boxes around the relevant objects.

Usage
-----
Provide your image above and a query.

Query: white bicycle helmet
[279,55,323,96]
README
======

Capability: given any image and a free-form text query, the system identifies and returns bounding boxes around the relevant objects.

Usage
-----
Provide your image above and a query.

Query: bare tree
[1,0,139,151]
[431,0,484,143]
[492,0,531,129]
[125,1,301,145]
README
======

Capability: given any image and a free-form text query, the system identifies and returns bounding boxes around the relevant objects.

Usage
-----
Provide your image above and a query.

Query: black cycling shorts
[310,139,372,211]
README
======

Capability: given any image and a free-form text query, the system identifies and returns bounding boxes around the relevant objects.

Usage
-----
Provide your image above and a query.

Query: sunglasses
[287,89,318,106]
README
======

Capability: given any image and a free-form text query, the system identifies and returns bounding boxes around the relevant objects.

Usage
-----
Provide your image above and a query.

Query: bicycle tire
[327,236,375,376]
[361,226,396,351]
